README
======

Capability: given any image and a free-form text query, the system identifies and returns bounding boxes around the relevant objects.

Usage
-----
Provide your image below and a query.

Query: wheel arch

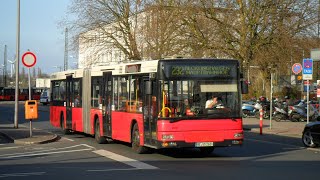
[60,111,64,128]
[93,114,100,134]
[130,119,138,142]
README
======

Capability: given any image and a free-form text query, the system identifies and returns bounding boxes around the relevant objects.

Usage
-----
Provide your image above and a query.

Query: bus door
[65,75,73,129]
[103,72,112,137]
[143,79,157,146]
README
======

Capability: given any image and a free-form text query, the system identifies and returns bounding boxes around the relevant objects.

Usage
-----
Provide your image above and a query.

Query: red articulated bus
[0,87,16,101]
[0,87,43,101]
[50,58,248,154]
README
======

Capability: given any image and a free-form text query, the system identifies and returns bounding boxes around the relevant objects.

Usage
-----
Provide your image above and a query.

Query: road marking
[93,149,158,170]
[306,147,320,152]
[87,168,143,172]
[0,172,45,178]
[0,146,22,150]
[81,144,95,149]
[0,144,95,159]
[62,137,74,142]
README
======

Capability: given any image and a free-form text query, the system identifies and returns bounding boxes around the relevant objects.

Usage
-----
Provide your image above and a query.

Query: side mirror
[145,81,152,95]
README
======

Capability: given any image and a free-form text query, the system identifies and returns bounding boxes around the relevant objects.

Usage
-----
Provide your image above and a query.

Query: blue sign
[302,58,313,80]
[303,59,313,74]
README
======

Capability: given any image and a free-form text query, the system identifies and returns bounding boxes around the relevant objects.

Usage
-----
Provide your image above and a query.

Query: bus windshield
[158,79,241,119]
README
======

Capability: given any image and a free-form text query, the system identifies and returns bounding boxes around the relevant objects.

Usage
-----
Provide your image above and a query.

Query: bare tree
[177,0,318,70]
[140,0,189,59]
[63,0,154,66]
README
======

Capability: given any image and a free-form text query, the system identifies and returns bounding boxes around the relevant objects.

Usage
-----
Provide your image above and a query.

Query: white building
[78,12,146,68]
[36,78,50,88]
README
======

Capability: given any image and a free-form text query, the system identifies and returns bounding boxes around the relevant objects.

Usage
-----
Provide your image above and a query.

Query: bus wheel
[95,120,107,144]
[131,123,149,154]
[199,147,215,155]
[61,114,71,135]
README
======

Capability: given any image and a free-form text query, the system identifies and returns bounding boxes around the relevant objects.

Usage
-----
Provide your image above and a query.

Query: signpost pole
[28,68,31,100]
[22,51,36,137]
[307,80,310,124]
[270,72,273,130]
[28,67,32,137]
[302,58,313,124]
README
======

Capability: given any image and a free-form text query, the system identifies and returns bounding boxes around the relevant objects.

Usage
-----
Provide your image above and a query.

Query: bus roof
[50,58,238,80]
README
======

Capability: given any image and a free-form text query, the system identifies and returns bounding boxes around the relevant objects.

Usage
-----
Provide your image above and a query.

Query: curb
[243,127,251,131]
[0,130,60,145]
[13,134,60,145]
[249,128,302,138]
[0,131,14,143]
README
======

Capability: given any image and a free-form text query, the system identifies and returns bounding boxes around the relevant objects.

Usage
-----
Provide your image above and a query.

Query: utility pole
[14,0,20,129]
[3,45,7,87]
[64,28,68,71]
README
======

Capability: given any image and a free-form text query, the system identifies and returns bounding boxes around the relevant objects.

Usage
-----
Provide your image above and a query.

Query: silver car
[40,89,50,105]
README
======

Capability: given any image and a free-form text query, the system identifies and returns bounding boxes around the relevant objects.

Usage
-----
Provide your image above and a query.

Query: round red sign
[292,63,302,75]
[22,52,37,68]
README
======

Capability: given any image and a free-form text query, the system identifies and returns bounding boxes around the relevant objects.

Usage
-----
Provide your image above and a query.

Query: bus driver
[205,96,218,108]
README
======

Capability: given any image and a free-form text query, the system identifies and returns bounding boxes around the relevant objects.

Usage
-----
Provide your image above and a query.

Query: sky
[0,0,74,75]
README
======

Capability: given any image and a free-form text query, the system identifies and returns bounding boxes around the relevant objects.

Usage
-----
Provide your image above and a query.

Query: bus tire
[95,120,107,144]
[61,114,71,135]
[131,123,149,154]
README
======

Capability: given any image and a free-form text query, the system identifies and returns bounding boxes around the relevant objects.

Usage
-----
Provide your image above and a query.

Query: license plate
[195,142,214,147]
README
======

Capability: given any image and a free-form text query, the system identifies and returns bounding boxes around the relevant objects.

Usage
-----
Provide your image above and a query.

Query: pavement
[0,122,59,145]
[243,117,306,138]
[0,116,308,145]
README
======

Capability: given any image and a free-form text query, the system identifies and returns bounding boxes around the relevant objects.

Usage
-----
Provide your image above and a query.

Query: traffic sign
[292,63,302,74]
[297,75,302,81]
[22,51,37,68]
[302,58,313,80]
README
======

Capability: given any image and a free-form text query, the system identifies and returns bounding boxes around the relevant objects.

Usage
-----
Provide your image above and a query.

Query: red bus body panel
[50,106,66,128]
[72,108,83,132]
[111,111,143,143]
[157,119,243,143]
[90,109,103,135]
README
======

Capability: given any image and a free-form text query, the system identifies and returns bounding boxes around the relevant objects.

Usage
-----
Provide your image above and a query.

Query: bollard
[260,109,263,135]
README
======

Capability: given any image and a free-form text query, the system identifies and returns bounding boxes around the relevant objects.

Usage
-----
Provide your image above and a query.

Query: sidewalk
[0,123,59,145]
[243,117,306,137]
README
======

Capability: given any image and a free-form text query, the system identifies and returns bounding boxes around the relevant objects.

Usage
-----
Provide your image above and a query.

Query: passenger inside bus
[74,95,81,107]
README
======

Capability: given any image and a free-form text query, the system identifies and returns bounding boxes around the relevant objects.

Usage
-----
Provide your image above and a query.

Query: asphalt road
[0,102,320,179]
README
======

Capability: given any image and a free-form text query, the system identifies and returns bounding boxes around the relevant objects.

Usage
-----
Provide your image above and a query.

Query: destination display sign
[171,65,231,76]
[158,59,238,80]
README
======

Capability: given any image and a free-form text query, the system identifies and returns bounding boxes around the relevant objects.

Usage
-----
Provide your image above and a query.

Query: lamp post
[14,0,20,129]
[267,64,277,129]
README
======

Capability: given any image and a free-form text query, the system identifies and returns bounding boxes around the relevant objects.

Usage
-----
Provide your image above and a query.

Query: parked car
[39,89,50,105]
[302,121,320,148]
